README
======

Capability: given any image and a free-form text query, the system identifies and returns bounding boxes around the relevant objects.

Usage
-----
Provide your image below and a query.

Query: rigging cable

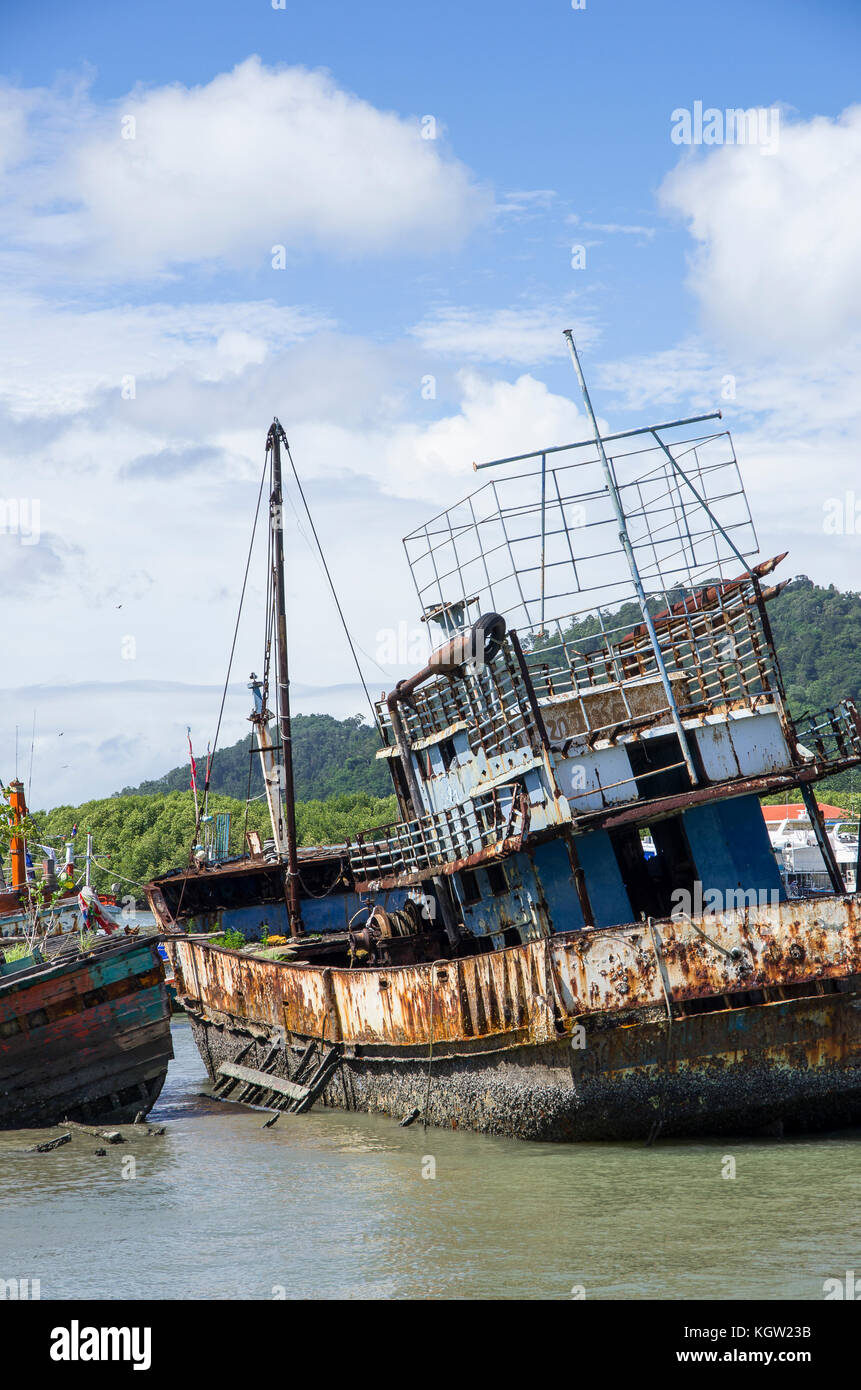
[200,446,271,829]
[279,429,381,734]
[173,447,271,927]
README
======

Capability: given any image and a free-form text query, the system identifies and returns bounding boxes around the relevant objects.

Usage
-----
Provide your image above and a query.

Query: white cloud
[383,371,592,484]
[0,286,605,808]
[598,338,861,591]
[568,216,656,239]
[410,305,597,364]
[496,189,557,218]
[1,58,490,278]
[660,105,861,352]
[0,295,331,417]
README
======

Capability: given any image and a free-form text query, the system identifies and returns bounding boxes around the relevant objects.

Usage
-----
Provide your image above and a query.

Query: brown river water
[1,1016,858,1300]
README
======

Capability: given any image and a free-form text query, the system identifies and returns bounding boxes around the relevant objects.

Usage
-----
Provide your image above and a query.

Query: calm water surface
[1,1017,858,1300]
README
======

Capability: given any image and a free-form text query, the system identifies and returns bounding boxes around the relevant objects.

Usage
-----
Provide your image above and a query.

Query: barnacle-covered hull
[185,998,861,1142]
[168,894,861,1141]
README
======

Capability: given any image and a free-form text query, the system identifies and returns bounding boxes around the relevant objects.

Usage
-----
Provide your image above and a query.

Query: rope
[280,431,380,733]
[422,960,445,1131]
[88,854,150,893]
[202,448,271,816]
[174,448,270,927]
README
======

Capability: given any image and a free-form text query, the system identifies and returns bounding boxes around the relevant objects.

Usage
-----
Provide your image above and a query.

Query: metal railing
[792,701,861,766]
[377,640,538,760]
[379,572,782,758]
[348,784,524,884]
[526,572,780,729]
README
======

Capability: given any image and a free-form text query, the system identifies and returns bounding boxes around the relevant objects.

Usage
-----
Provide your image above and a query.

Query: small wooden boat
[0,934,173,1129]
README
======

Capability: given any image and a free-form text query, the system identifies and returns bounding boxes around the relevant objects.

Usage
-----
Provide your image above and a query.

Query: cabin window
[485,863,508,896]
[438,737,457,772]
[412,749,433,783]
[609,815,697,920]
[459,869,481,905]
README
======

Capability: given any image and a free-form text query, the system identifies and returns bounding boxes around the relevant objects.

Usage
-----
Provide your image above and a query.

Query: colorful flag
[78,887,118,934]
[187,727,198,793]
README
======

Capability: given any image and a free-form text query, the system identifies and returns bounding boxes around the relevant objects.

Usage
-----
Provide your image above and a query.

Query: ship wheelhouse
[350,411,861,952]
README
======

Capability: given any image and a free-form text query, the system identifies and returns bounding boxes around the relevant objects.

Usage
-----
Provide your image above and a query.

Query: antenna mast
[563,329,699,787]
[267,420,304,937]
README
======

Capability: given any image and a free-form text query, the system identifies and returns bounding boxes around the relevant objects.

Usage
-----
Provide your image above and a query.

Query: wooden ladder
[214,1040,342,1122]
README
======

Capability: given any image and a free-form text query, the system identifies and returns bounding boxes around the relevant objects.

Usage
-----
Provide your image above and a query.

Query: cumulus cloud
[660,105,861,353]
[383,371,593,484]
[2,58,490,278]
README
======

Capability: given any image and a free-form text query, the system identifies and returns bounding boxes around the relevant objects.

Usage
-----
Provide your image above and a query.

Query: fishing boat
[0,780,126,941]
[764,802,859,896]
[148,333,861,1141]
[0,934,173,1128]
[0,782,174,1129]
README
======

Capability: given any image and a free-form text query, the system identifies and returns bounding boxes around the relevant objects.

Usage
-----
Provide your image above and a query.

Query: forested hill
[118,712,391,801]
[766,577,860,713]
[118,580,861,803]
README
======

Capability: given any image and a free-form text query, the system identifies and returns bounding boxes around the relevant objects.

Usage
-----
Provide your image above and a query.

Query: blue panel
[575,830,635,929]
[681,803,737,893]
[191,888,413,941]
[717,796,785,901]
[529,839,585,931]
[682,794,785,903]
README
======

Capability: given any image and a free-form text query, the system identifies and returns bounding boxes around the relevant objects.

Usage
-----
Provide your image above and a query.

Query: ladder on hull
[214,1040,342,1123]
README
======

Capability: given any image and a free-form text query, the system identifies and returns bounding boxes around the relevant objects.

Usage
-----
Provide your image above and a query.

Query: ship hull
[169,894,861,1142]
[0,937,174,1129]
[186,993,861,1141]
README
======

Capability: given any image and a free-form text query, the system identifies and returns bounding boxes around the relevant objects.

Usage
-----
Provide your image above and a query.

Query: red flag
[187,727,197,793]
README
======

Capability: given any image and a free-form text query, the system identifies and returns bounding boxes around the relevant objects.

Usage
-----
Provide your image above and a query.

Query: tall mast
[267,419,304,937]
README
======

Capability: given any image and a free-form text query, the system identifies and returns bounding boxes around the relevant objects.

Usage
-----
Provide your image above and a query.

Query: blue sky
[1,0,859,805]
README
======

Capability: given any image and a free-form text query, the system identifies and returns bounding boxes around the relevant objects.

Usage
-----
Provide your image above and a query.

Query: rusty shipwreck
[147,334,861,1141]
[0,936,173,1129]
[0,778,173,1129]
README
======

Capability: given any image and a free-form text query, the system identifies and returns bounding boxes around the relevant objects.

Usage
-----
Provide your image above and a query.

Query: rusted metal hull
[187,992,861,1141]
[0,937,174,1129]
[168,894,861,1141]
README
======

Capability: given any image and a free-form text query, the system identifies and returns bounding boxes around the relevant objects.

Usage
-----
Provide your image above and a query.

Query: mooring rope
[422,961,446,1132]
